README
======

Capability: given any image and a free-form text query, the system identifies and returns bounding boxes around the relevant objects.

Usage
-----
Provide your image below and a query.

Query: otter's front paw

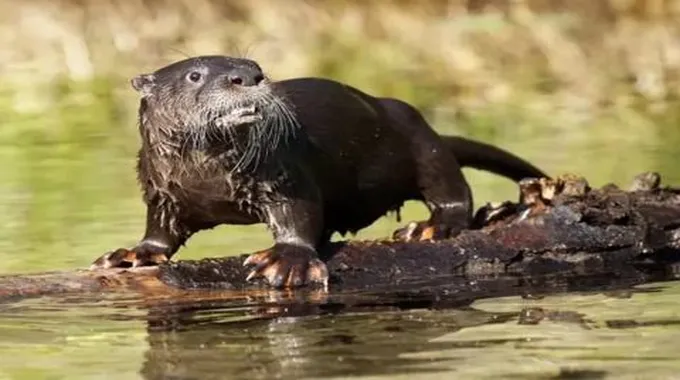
[392,220,466,242]
[89,247,169,270]
[214,106,263,128]
[243,243,329,289]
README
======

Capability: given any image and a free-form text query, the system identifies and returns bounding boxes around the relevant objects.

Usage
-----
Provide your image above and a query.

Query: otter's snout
[226,67,265,87]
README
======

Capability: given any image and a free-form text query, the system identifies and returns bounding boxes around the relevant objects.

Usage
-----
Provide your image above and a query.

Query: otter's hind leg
[380,98,474,241]
[392,140,474,242]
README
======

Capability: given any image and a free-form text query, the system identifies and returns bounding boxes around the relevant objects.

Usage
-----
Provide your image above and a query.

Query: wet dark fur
[92,55,548,288]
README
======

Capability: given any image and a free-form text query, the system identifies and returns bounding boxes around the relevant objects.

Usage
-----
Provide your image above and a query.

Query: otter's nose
[227,68,265,87]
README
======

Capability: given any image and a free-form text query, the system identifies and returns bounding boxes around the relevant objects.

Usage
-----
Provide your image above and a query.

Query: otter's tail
[442,136,548,182]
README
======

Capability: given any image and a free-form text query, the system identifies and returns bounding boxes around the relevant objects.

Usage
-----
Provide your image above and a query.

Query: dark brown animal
[90,55,548,289]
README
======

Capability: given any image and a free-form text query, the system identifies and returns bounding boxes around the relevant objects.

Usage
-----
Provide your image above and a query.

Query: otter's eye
[187,71,202,83]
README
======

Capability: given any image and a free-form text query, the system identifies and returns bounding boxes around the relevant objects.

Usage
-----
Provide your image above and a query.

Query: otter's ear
[130,74,156,95]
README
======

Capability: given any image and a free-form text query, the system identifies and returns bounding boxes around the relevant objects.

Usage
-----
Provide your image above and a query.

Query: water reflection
[133,270,663,380]
[141,306,513,380]
[139,292,513,380]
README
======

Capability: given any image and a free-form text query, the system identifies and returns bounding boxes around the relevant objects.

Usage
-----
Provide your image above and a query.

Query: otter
[90,55,548,289]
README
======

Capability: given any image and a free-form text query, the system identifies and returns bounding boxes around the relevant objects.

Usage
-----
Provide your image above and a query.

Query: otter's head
[132,55,299,171]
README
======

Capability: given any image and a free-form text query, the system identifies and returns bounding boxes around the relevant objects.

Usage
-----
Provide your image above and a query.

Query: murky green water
[2,87,680,379]
[3,280,680,380]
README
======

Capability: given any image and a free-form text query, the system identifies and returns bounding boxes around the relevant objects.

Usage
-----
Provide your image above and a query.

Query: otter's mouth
[213,105,263,129]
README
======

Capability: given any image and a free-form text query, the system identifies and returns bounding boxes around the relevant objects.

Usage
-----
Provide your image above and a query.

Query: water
[2,280,680,379]
[2,89,680,379]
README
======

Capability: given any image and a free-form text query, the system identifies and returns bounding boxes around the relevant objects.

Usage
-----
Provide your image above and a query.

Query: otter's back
[271,78,419,232]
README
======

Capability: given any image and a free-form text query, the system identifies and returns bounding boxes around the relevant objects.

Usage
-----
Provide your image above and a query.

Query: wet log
[2,172,680,301]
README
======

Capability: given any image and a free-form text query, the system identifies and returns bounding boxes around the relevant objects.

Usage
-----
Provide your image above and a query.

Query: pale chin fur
[182,83,301,173]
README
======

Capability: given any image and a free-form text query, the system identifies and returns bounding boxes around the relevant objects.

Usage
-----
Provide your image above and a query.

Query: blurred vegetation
[2,0,680,273]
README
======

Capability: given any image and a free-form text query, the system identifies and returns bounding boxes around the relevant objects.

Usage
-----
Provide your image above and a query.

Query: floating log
[2,172,680,302]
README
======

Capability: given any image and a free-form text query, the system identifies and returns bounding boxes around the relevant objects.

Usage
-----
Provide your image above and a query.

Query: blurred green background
[2,0,680,274]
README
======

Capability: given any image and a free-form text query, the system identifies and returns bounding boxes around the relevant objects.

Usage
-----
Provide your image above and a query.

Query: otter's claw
[90,248,169,269]
[392,221,436,242]
[243,243,329,289]
[392,220,465,242]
